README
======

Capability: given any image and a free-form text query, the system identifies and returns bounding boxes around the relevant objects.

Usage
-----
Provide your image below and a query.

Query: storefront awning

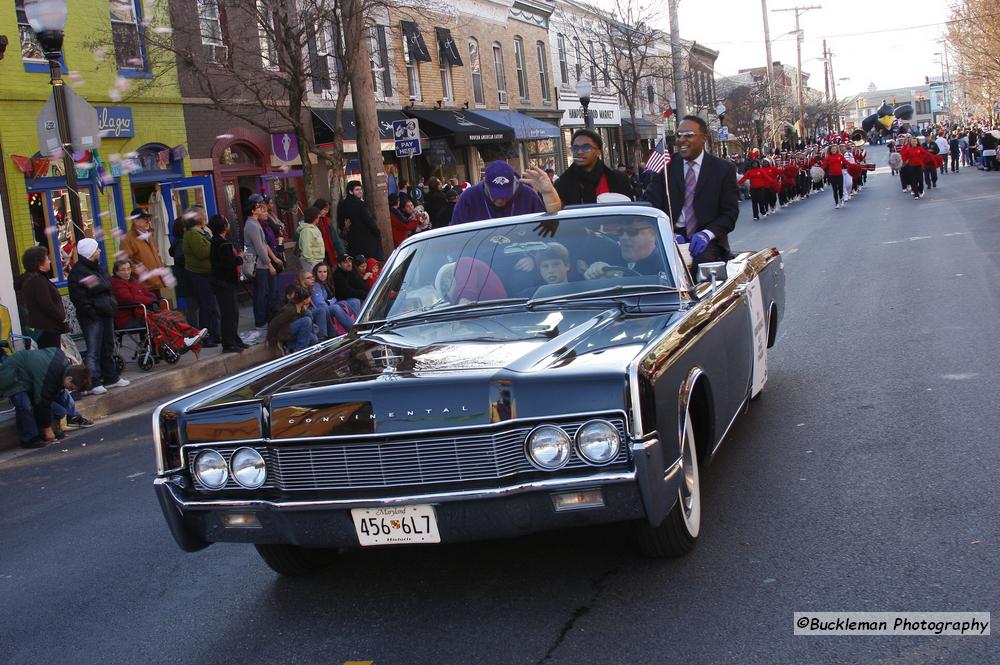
[469,111,560,140]
[403,109,513,146]
[621,117,659,142]
[313,109,424,152]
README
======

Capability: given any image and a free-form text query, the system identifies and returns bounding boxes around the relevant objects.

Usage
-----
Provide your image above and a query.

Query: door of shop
[160,176,218,242]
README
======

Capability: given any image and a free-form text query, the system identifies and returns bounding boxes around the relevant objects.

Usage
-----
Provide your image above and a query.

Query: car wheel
[634,406,701,558]
[254,544,339,576]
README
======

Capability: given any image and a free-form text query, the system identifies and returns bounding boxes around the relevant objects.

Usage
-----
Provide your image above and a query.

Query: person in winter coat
[208,215,246,353]
[0,347,93,448]
[556,129,634,205]
[120,208,166,294]
[423,177,449,228]
[266,285,316,352]
[181,208,220,347]
[313,198,345,265]
[111,259,207,356]
[14,246,68,348]
[339,181,383,261]
[296,206,326,274]
[168,216,197,325]
[333,254,370,302]
[299,270,354,337]
[900,136,931,198]
[67,238,129,395]
[313,262,361,317]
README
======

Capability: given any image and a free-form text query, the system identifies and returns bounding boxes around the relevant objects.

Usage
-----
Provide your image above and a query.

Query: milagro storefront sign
[95,106,135,138]
[558,97,621,127]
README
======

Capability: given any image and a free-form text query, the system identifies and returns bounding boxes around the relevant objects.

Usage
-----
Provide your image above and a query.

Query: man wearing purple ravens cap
[449,161,560,225]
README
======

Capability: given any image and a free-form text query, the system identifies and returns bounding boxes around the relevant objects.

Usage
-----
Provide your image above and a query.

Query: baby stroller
[113,300,181,372]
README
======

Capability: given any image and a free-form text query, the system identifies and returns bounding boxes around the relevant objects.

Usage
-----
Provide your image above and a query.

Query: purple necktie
[683,161,698,237]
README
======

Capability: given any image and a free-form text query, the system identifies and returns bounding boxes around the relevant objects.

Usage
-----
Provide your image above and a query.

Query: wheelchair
[113,300,181,372]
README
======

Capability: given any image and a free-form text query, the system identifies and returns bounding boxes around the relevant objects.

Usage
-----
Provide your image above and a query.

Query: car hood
[178,306,682,440]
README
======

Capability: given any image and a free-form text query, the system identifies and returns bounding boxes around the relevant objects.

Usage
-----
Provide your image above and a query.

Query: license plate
[350,505,441,546]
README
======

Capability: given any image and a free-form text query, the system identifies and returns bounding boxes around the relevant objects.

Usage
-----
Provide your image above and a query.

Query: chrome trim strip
[155,469,637,510]
[180,408,630,450]
[663,455,682,481]
[709,395,749,459]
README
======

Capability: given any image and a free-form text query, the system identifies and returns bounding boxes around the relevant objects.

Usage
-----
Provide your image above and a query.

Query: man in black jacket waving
[642,116,739,267]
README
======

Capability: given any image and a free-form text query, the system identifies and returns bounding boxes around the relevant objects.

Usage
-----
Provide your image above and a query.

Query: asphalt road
[3,150,998,665]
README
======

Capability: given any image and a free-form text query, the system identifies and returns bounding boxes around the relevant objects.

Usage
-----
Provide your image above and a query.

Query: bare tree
[568,0,671,166]
[947,0,1000,122]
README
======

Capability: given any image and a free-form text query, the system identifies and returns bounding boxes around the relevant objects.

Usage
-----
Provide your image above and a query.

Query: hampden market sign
[558,98,622,128]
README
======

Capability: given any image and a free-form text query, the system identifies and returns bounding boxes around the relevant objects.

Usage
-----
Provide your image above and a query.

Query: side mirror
[696,261,728,290]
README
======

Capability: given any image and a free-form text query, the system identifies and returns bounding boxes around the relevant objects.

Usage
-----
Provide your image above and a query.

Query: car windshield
[362,214,676,323]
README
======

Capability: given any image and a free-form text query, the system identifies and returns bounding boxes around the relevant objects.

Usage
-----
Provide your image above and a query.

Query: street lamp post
[576,78,594,131]
[25,0,85,241]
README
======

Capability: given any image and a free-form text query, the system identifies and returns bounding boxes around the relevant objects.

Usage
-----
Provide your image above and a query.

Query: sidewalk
[0,301,279,452]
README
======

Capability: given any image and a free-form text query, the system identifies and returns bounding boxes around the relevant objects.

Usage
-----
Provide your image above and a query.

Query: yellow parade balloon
[878,114,894,129]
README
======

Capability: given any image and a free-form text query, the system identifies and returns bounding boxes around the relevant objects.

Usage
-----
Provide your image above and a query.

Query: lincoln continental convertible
[153,204,785,575]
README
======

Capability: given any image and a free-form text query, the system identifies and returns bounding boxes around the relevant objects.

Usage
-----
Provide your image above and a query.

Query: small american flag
[644,139,670,173]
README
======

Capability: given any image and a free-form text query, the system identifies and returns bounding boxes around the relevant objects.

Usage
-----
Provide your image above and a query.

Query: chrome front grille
[186,417,629,492]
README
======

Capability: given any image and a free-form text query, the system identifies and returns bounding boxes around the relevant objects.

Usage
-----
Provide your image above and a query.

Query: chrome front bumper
[154,437,681,551]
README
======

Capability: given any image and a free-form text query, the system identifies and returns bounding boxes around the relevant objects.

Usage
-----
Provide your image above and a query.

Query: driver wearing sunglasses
[582,219,663,279]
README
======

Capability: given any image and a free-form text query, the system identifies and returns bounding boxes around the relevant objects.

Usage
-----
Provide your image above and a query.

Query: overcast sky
[624,0,954,98]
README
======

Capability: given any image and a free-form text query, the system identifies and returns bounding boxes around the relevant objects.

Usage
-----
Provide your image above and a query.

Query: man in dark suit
[642,115,739,266]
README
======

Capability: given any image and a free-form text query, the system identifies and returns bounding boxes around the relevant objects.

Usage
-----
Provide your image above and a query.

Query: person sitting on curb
[332,254,370,302]
[0,347,94,448]
[266,285,318,353]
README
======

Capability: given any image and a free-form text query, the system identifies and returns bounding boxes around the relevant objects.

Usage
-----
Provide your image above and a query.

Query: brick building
[1,0,192,311]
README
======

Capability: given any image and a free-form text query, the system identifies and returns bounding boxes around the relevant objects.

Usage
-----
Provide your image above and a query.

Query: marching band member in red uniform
[738,160,776,221]
[900,136,931,199]
[821,145,850,208]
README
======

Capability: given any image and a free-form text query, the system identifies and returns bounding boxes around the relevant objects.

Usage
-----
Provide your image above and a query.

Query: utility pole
[773,5,821,143]
[668,0,687,119]
[828,48,839,131]
[760,0,778,151]
[823,39,829,103]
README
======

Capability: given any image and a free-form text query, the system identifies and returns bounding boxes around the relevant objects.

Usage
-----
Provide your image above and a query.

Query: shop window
[525,138,557,171]
[537,41,550,102]
[514,37,528,100]
[588,41,596,86]
[469,38,484,106]
[109,0,148,73]
[30,188,98,284]
[15,0,45,63]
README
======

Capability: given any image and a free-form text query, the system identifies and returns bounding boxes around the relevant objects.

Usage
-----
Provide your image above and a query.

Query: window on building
[469,38,484,105]
[601,44,610,86]
[15,0,45,61]
[537,41,550,101]
[588,40,596,84]
[557,34,568,84]
[402,32,422,101]
[493,42,508,105]
[514,37,528,99]
[370,25,392,100]
[109,0,147,71]
[258,1,279,71]
[916,99,931,115]
[440,61,454,102]
[646,83,655,114]
[573,37,581,81]
[197,0,224,46]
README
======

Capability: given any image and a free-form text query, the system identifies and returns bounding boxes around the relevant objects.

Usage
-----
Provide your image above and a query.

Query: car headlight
[526,425,572,470]
[193,449,228,489]
[230,447,266,489]
[575,420,621,465]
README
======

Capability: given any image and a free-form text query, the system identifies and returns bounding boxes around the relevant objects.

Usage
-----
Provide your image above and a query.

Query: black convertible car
[152,204,784,575]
